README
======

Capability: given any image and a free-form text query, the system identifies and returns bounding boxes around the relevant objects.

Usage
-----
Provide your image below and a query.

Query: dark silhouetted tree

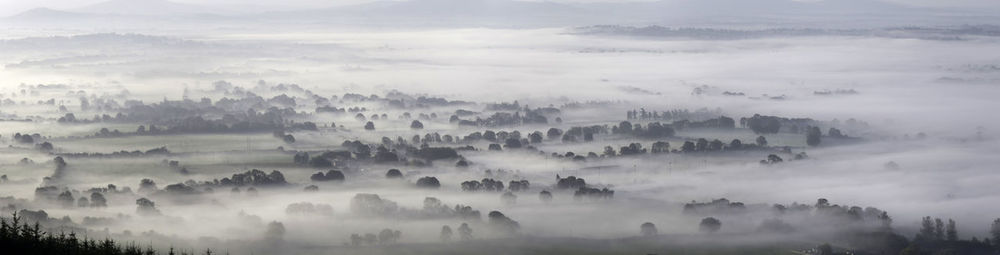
[651,141,669,153]
[378,229,401,244]
[56,191,74,208]
[138,179,158,194]
[806,126,822,146]
[501,192,517,205]
[640,222,658,237]
[934,218,945,241]
[546,128,563,139]
[762,154,783,164]
[699,217,721,233]
[265,221,286,241]
[386,169,403,179]
[946,219,957,241]
[919,216,935,241]
[818,243,833,255]
[729,139,743,149]
[539,190,553,203]
[603,146,616,157]
[695,138,708,151]
[708,139,724,151]
[529,132,543,143]
[747,114,781,134]
[416,176,440,189]
[681,141,696,152]
[990,218,1000,245]
[756,136,768,146]
[458,223,473,241]
[440,225,453,242]
[829,127,845,138]
[90,192,107,207]
[488,211,520,235]
[136,197,160,216]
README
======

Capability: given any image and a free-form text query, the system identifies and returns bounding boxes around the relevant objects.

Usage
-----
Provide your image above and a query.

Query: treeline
[901,217,999,255]
[57,147,170,158]
[293,140,463,168]
[0,212,211,255]
[675,198,1000,255]
[449,104,560,127]
[625,108,724,121]
[540,136,772,162]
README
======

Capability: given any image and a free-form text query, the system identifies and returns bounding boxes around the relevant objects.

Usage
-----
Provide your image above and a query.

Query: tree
[539,190,553,203]
[619,143,645,155]
[458,223,473,241]
[934,218,945,241]
[616,121,633,134]
[919,216,935,241]
[546,128,563,139]
[681,141,696,152]
[440,225,453,242]
[265,221,286,241]
[416,176,441,189]
[828,127,845,138]
[56,191,74,208]
[747,114,781,134]
[90,192,107,207]
[364,121,375,130]
[817,243,833,255]
[410,120,424,129]
[806,126,822,146]
[378,229,400,244]
[695,138,708,151]
[139,178,158,194]
[729,139,742,149]
[136,197,160,216]
[990,218,1000,245]
[651,141,669,153]
[946,219,957,241]
[708,139,724,151]
[504,138,522,149]
[386,169,403,179]
[283,134,296,144]
[699,217,721,233]
[640,222,658,237]
[602,146,616,157]
[763,154,783,164]
[526,132,541,144]
[756,136,768,146]
[37,142,53,151]
[501,192,517,205]
[488,211,520,235]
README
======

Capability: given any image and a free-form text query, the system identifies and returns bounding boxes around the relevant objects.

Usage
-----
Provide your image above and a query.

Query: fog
[1,0,999,254]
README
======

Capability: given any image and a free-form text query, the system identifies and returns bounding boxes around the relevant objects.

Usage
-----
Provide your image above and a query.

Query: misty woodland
[1,0,1000,255]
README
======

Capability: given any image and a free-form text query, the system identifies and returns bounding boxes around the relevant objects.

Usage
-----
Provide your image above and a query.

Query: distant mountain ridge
[3,0,996,27]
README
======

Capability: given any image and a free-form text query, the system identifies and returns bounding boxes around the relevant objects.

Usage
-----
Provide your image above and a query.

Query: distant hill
[73,0,222,16]
[7,8,95,21]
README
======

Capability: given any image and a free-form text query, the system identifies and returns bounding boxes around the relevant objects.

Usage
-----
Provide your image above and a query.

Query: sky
[1,0,999,17]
